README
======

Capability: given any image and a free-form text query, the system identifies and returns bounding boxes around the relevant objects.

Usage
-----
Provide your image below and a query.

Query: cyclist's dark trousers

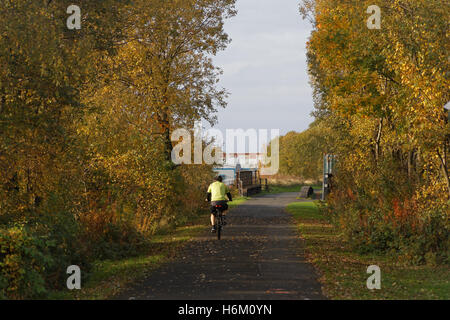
[210,200,228,214]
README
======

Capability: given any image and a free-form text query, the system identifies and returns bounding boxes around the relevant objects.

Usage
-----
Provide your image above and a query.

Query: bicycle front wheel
[217,214,222,240]
[217,221,221,240]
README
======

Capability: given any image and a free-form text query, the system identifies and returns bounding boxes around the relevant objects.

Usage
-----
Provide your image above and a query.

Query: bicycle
[213,204,225,240]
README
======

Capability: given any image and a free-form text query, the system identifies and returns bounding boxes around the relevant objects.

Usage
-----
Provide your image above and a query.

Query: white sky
[210,0,315,136]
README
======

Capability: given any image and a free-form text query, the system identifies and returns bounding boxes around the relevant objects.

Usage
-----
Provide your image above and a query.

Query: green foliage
[301,0,449,264]
[325,177,449,264]
[0,224,53,299]
[277,121,335,181]
[0,0,235,298]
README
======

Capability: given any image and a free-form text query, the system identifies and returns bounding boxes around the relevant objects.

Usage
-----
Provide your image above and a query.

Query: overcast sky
[210,0,315,137]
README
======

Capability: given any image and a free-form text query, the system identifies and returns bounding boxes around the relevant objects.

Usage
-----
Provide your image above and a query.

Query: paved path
[115,192,326,300]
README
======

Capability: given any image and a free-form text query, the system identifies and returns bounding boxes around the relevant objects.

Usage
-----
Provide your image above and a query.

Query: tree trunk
[157,109,178,170]
[437,144,450,200]
[407,150,415,181]
[159,111,173,161]
[375,118,383,164]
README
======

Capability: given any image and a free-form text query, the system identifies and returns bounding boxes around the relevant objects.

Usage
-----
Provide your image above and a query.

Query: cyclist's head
[214,175,223,182]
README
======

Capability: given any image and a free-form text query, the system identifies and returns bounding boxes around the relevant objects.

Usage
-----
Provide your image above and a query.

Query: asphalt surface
[115,192,326,300]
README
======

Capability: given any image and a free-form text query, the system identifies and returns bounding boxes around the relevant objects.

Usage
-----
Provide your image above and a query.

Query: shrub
[0,224,53,299]
[326,185,449,265]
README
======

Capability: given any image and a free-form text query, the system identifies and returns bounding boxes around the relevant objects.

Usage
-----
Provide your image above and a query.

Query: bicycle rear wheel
[217,212,222,240]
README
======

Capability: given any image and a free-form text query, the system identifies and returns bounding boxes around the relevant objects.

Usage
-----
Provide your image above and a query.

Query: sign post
[322,154,336,201]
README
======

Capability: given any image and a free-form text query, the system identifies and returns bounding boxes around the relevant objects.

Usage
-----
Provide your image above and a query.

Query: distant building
[222,152,266,169]
[213,153,265,187]
[213,165,239,186]
[213,163,260,190]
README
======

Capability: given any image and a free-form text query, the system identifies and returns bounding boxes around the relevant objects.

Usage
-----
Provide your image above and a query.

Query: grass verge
[286,201,450,300]
[49,197,247,300]
[260,184,321,196]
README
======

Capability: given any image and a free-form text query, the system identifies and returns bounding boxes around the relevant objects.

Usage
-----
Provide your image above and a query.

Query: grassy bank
[49,197,247,300]
[286,201,450,300]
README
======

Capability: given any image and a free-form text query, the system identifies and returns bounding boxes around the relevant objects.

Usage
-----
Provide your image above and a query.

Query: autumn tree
[0,0,236,298]
[80,0,236,230]
[278,121,335,181]
[0,0,127,220]
[300,0,449,264]
[86,0,236,164]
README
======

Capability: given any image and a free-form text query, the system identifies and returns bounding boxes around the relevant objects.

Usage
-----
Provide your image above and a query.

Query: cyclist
[206,175,233,233]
